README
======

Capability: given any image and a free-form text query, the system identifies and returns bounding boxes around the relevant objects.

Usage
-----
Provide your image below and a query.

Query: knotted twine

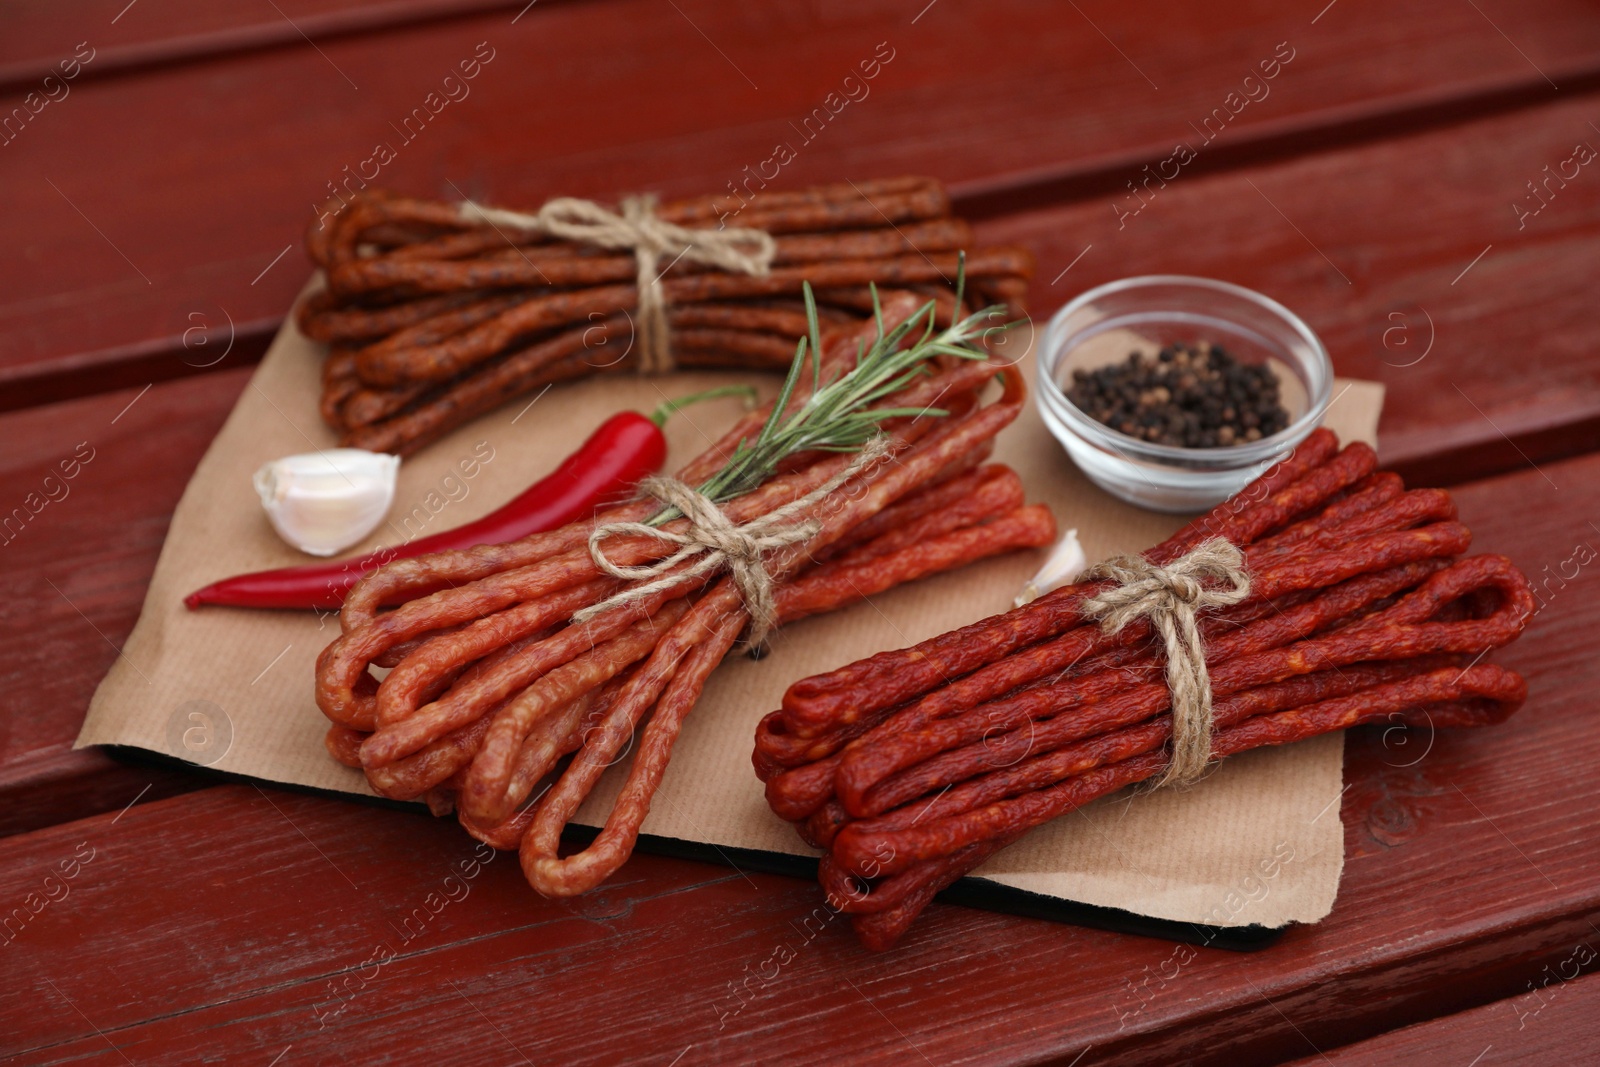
[1082,538,1252,788]
[571,438,895,649]
[459,196,777,374]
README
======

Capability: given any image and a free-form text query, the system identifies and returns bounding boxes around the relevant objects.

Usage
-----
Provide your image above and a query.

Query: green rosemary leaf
[644,258,1002,526]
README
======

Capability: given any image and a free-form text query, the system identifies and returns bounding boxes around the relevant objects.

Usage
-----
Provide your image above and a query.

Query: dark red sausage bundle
[314,296,1056,898]
[755,428,1534,950]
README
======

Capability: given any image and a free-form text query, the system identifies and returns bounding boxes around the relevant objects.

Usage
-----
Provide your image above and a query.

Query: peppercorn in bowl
[1038,275,1332,512]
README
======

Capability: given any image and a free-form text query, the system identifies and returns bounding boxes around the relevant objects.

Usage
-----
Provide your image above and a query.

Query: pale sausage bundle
[300,177,1033,454]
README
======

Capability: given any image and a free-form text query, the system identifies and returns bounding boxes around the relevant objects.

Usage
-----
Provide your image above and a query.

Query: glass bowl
[1037,275,1332,513]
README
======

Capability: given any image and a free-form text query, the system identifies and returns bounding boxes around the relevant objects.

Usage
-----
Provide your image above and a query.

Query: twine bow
[1082,538,1252,788]
[572,438,894,649]
[458,196,777,374]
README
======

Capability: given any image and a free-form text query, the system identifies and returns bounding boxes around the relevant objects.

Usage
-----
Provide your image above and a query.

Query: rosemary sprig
[648,260,1015,525]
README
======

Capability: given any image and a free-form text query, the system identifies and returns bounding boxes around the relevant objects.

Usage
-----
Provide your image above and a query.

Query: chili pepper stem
[649,384,760,427]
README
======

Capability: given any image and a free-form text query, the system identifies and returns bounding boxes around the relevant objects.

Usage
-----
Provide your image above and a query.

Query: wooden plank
[975,89,1600,484]
[0,109,1590,826]
[1285,968,1600,1064]
[0,1,531,93]
[4,447,1597,1065]
[0,371,250,837]
[5,0,1600,408]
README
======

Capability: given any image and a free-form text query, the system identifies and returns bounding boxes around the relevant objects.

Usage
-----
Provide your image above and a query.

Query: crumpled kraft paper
[79,287,1383,930]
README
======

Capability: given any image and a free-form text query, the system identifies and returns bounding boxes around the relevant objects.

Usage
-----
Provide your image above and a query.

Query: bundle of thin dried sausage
[300,177,1033,454]
[315,289,1055,897]
[755,428,1535,949]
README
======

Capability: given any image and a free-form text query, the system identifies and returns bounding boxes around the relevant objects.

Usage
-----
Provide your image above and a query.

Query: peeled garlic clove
[253,448,399,557]
[1015,527,1086,607]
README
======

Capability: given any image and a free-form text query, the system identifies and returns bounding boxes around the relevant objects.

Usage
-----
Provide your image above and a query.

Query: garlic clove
[253,448,400,557]
[1015,527,1086,607]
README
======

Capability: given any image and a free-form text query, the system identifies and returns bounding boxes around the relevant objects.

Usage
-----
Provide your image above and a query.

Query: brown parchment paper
[79,288,1383,930]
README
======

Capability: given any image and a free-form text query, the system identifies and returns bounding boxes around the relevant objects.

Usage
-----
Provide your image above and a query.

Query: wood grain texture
[5,5,1598,1059]
[3,448,1597,1066]
[976,89,1600,485]
[0,371,249,837]
[4,0,1599,410]
[1284,967,1600,1064]
[0,1,535,92]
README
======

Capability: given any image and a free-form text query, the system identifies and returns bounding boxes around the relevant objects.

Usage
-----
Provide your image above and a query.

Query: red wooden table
[4,2,1599,1063]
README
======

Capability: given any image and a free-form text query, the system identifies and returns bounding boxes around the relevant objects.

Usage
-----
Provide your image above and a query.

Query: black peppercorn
[1064,342,1290,448]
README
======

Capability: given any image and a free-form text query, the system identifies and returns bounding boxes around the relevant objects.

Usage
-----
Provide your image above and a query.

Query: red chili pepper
[183,385,754,611]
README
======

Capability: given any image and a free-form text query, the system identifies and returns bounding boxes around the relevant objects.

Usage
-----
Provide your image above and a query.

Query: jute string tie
[572,438,894,648]
[1082,538,1252,788]
[458,196,777,374]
